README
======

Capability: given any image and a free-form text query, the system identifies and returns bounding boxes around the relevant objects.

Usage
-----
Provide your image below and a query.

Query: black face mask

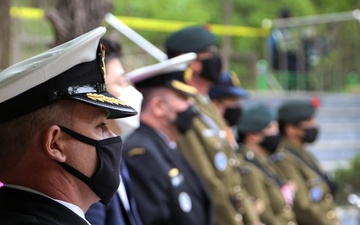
[58,126,123,205]
[224,107,241,127]
[200,54,222,83]
[260,133,281,153]
[302,127,319,143]
[175,105,197,134]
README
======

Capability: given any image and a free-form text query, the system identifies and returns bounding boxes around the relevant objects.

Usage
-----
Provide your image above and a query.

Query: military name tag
[214,152,228,171]
[179,192,192,212]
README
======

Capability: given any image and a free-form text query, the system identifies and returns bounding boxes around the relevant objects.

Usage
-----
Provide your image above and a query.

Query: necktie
[119,162,143,225]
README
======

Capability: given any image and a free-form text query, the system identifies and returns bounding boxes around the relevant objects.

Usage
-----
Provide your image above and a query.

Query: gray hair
[0,100,76,176]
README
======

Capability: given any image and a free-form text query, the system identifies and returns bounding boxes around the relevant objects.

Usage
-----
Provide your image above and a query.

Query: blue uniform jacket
[123,123,215,225]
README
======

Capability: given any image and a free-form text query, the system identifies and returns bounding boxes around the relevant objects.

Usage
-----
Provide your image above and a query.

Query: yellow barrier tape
[10,7,269,37]
[10,7,44,20]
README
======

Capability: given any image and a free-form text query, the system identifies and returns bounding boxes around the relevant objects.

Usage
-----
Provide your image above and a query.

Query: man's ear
[43,125,66,162]
[152,96,166,117]
[285,123,298,138]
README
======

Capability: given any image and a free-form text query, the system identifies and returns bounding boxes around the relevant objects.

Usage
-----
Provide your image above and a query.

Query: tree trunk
[0,0,12,70]
[46,0,113,46]
[221,0,233,71]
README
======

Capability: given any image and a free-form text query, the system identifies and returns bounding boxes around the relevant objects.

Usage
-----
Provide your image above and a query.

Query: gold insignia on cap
[184,67,193,83]
[100,43,107,80]
[127,147,146,157]
[230,71,241,86]
[86,93,130,106]
[168,168,179,177]
[170,80,197,95]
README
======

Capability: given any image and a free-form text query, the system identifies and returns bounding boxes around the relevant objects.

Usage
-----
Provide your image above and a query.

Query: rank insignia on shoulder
[269,152,285,162]
[127,147,146,157]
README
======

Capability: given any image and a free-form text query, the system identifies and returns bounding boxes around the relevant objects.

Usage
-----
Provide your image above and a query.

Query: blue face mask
[58,126,123,205]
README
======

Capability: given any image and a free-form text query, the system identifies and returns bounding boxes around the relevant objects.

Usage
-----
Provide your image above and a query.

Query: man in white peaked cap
[0,27,137,225]
[122,53,215,225]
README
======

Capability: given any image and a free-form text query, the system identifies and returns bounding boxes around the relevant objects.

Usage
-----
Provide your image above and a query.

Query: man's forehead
[74,102,110,118]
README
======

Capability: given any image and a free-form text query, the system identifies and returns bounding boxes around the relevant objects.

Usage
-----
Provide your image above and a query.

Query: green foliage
[334,154,360,205]
[113,0,221,23]
[12,0,360,90]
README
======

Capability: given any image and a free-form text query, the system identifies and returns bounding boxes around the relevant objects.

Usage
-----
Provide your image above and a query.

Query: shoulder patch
[127,147,146,157]
[269,152,285,162]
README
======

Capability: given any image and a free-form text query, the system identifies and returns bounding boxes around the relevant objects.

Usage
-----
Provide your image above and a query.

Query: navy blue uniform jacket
[123,123,215,225]
[0,186,89,225]
[86,162,143,225]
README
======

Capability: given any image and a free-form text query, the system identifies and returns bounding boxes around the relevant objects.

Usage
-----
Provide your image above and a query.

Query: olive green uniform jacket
[177,95,259,225]
[239,147,297,225]
[271,138,340,225]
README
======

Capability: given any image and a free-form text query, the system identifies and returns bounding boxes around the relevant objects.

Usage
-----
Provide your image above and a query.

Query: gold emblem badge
[170,80,197,95]
[86,93,130,106]
[168,168,180,177]
[100,43,107,80]
[230,71,241,86]
[184,67,193,83]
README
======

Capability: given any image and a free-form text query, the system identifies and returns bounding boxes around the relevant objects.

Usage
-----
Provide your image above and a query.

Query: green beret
[164,25,217,54]
[278,98,319,124]
[237,103,276,133]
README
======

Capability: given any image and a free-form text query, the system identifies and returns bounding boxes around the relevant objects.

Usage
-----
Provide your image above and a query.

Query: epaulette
[127,147,146,157]
[238,166,251,174]
[269,152,285,162]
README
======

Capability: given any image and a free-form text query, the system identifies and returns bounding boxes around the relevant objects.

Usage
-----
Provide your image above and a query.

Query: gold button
[238,207,245,214]
[235,214,243,222]
[327,210,336,219]
[325,193,333,201]
[236,193,243,200]
[214,142,221,150]
[229,158,236,166]
[219,130,227,139]
[233,185,241,193]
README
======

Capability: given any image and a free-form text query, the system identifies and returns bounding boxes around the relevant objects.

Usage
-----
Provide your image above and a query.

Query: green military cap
[237,103,276,133]
[0,27,137,124]
[164,25,217,55]
[278,97,320,124]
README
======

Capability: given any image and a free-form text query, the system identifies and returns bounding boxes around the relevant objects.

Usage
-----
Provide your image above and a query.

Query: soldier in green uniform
[236,103,297,225]
[272,98,340,225]
[209,71,248,148]
[164,26,262,225]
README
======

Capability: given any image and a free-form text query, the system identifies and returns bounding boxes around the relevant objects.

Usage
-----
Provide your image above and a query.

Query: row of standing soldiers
[86,26,341,225]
